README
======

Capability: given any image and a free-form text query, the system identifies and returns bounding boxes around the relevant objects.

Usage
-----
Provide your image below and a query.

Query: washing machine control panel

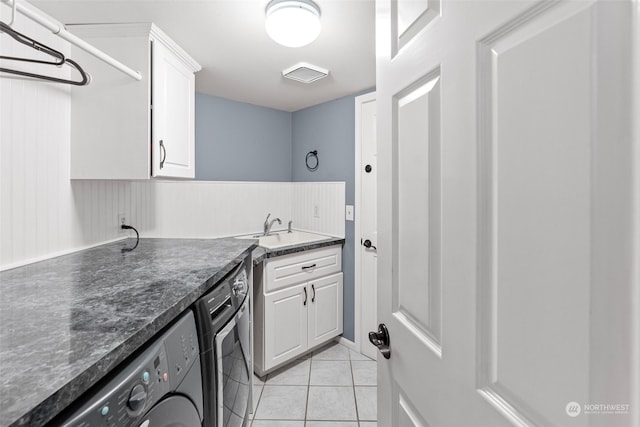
[58,311,201,427]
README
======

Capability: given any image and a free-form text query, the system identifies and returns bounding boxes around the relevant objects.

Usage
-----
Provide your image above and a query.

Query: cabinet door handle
[301,263,316,271]
[159,140,167,169]
[311,284,315,303]
[303,287,307,306]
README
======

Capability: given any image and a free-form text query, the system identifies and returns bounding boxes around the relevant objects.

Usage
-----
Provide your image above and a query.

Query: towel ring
[306,150,319,171]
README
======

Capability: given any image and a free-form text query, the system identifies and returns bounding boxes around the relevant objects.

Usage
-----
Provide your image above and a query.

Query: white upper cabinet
[151,40,196,178]
[68,23,201,180]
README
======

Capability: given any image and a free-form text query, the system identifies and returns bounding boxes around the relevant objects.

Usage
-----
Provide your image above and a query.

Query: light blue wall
[195,93,293,181]
[291,89,374,342]
[195,90,374,342]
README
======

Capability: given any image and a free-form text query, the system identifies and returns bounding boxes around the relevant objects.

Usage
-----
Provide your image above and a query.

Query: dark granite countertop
[0,237,256,427]
[251,236,345,265]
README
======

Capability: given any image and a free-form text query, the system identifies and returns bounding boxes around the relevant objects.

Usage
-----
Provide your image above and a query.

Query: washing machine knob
[127,384,147,412]
[232,279,246,296]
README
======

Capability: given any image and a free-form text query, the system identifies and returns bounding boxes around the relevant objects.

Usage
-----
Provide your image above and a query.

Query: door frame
[354,90,377,354]
[633,2,640,425]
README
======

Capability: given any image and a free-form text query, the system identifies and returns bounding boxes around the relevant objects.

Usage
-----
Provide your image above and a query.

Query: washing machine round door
[138,395,201,427]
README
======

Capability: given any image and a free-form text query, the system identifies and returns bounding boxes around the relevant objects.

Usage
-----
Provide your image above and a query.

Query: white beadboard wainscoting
[1,179,344,270]
[136,181,345,240]
[291,182,345,237]
[0,12,141,270]
[296,181,345,237]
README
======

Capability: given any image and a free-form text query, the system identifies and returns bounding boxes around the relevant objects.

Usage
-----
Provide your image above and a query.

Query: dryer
[57,311,203,427]
[194,257,252,427]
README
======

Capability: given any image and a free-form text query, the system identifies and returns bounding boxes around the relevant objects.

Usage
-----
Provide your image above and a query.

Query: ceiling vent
[282,62,329,84]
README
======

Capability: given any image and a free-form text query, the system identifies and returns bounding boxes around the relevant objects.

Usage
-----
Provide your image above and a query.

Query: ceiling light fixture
[265,0,321,48]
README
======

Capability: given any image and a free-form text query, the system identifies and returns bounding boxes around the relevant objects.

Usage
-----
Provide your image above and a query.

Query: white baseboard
[337,336,356,350]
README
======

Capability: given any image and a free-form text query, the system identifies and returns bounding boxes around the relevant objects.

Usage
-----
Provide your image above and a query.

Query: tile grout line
[253,343,371,426]
[256,380,266,424]
[304,354,313,425]
[350,348,361,425]
[250,377,264,427]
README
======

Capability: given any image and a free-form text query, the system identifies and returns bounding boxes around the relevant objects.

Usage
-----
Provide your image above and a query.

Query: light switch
[345,205,354,221]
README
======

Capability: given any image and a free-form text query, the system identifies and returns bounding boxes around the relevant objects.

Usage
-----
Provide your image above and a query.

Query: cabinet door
[308,273,343,349]
[151,40,195,178]
[264,283,308,370]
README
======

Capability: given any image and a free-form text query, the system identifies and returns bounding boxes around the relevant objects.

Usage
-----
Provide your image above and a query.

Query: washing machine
[58,311,204,427]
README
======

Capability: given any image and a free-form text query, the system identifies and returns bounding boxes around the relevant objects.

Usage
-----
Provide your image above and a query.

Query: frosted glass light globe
[265,0,321,48]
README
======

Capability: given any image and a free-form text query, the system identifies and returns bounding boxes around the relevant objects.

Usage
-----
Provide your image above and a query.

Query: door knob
[362,239,377,250]
[368,323,391,359]
[365,164,372,173]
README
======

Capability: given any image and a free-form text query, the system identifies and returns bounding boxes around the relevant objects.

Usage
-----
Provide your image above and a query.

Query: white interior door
[356,92,379,360]
[375,0,639,426]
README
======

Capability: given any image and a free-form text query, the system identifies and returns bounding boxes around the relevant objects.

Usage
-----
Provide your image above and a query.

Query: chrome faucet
[263,213,281,236]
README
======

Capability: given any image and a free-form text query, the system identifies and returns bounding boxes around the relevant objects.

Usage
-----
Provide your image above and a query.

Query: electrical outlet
[313,205,320,218]
[345,205,354,221]
[118,214,126,232]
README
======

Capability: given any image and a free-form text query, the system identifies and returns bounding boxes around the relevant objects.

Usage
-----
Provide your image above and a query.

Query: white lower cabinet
[308,273,343,348]
[254,246,343,376]
[264,283,309,367]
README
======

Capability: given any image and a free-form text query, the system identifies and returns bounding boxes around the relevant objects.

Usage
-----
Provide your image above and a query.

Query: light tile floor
[251,341,377,427]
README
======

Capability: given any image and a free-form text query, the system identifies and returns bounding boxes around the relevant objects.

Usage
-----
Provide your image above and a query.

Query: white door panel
[396,70,442,354]
[397,389,431,427]
[477,3,594,425]
[393,0,440,55]
[376,0,638,426]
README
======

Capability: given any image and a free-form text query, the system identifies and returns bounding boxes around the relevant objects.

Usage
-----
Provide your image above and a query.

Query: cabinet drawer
[264,246,342,293]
